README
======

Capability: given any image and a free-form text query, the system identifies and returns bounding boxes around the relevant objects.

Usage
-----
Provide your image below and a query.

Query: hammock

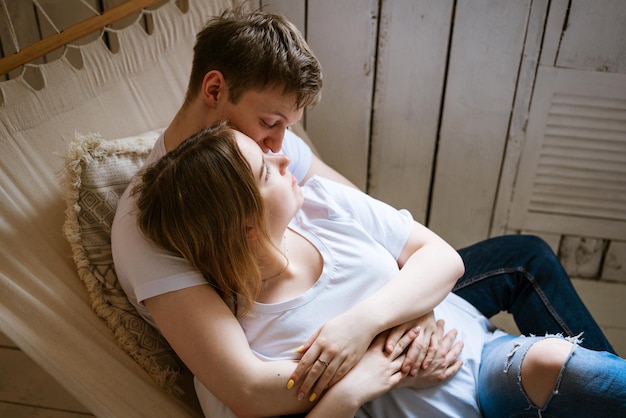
[0,1,253,416]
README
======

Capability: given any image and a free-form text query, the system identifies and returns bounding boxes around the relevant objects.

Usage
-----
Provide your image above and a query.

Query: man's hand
[396,319,463,389]
[384,312,439,373]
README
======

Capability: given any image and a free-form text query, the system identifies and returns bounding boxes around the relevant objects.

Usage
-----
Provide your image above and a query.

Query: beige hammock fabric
[0,1,251,416]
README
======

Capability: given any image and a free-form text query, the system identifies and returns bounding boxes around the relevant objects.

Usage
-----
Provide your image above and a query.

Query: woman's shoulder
[303,175,358,206]
[298,176,376,226]
[304,175,361,198]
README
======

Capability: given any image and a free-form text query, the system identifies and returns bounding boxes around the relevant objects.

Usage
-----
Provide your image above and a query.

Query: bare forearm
[344,240,463,339]
[146,288,313,417]
[306,389,360,418]
[224,361,314,417]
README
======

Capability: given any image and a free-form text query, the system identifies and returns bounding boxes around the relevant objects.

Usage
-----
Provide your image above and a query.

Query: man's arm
[302,153,358,188]
[145,285,313,418]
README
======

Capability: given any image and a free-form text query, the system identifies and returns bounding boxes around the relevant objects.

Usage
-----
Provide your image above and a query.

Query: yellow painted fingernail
[309,393,317,402]
[287,379,295,390]
[295,345,304,353]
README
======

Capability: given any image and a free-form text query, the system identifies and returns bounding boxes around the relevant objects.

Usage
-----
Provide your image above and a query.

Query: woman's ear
[246,226,258,241]
[202,70,226,107]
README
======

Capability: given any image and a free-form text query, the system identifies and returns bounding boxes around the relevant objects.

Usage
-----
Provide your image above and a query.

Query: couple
[111,7,620,417]
[132,122,626,417]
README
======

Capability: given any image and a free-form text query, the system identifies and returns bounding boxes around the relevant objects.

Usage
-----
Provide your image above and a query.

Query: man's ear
[202,70,227,107]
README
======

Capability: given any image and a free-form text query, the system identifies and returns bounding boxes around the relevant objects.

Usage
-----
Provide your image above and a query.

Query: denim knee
[478,334,626,418]
[478,334,579,418]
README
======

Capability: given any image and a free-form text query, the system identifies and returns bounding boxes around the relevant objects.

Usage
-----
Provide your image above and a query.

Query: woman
[133,124,626,417]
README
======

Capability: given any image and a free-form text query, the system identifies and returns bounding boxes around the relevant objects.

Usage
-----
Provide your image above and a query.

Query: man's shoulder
[111,189,145,260]
[112,132,166,236]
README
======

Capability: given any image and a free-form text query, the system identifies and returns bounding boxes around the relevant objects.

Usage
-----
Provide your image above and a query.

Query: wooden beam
[0,0,162,76]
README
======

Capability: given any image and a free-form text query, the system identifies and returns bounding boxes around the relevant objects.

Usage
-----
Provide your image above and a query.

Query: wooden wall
[260,0,626,285]
[261,0,626,352]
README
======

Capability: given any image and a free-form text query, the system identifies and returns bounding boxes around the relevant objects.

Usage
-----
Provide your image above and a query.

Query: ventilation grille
[528,93,626,222]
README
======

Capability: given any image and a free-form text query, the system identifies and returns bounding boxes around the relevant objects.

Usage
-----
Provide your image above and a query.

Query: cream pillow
[62,131,186,396]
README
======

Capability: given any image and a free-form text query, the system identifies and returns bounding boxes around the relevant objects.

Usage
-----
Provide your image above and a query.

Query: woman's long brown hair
[133,122,276,314]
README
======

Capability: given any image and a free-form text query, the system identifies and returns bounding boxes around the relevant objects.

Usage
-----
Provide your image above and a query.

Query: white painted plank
[508,66,557,229]
[557,0,626,73]
[538,0,569,66]
[368,0,453,222]
[260,1,307,126]
[559,236,606,279]
[572,278,626,357]
[261,0,306,35]
[521,214,626,241]
[491,0,548,237]
[602,240,626,283]
[489,312,519,335]
[305,0,379,189]
[429,0,531,248]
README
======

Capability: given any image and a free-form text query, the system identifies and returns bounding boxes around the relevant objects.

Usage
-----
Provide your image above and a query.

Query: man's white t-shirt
[111,129,312,328]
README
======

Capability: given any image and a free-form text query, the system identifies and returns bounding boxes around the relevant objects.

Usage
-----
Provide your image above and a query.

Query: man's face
[221,87,303,154]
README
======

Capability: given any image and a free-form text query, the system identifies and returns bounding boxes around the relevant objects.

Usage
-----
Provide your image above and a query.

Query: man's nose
[264,128,286,153]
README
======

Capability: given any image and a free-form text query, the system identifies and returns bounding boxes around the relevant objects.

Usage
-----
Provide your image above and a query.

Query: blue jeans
[478,334,626,417]
[453,235,615,354]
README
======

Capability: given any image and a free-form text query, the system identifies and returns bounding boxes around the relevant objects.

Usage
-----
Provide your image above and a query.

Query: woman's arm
[148,286,460,417]
[305,332,409,418]
[145,285,312,418]
[290,221,465,400]
[307,323,464,418]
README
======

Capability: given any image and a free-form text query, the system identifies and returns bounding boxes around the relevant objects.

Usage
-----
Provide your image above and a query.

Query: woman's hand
[337,331,410,399]
[288,314,383,402]
[395,319,464,389]
[305,331,413,418]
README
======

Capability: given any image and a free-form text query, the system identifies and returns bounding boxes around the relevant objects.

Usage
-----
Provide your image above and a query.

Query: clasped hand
[288,311,463,401]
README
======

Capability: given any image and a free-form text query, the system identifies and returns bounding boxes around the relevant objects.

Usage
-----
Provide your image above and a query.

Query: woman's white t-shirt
[199,176,506,418]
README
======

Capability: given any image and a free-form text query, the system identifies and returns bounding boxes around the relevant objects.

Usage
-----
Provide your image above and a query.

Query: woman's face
[234,131,303,234]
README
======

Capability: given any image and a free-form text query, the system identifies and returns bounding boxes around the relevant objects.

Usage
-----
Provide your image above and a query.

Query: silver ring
[316,358,329,368]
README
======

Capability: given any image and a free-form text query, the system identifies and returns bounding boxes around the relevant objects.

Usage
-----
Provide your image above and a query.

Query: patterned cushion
[62,131,185,396]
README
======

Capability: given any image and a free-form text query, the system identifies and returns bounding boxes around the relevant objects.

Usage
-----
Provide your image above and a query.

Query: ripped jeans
[454,235,615,354]
[478,334,626,418]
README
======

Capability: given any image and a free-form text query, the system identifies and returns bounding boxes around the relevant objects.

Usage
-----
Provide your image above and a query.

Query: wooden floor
[1,279,624,417]
[0,333,93,417]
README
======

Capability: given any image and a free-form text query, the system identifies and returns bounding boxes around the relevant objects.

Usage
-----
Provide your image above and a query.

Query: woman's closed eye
[265,161,271,181]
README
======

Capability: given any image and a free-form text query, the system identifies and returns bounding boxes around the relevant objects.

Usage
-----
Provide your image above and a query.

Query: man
[112,7,613,417]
